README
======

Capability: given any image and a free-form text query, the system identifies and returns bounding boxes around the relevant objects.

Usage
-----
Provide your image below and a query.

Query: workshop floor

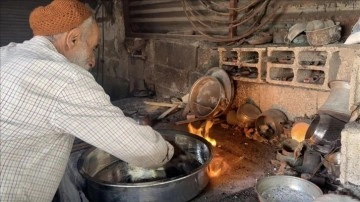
[113,97,277,202]
[158,124,276,202]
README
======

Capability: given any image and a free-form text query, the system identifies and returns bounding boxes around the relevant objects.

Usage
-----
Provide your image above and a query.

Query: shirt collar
[30,36,59,52]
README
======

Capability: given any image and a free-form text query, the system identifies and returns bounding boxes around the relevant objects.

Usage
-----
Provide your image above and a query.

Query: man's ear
[65,28,81,50]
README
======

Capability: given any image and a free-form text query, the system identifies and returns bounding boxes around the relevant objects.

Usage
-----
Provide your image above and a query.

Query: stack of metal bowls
[189,67,234,118]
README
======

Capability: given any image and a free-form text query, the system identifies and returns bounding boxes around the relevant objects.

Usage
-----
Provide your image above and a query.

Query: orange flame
[207,155,229,178]
[188,120,229,178]
[188,120,216,146]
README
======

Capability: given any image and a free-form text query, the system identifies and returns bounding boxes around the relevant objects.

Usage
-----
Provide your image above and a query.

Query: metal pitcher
[318,80,351,122]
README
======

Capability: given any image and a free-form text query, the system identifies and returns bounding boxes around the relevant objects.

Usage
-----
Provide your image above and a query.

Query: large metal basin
[78,129,213,202]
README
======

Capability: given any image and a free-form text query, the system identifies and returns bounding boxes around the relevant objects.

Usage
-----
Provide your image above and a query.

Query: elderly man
[0,0,174,201]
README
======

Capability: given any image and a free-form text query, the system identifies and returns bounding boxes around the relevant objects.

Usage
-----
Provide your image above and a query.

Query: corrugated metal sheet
[125,0,234,37]
[124,0,360,41]
[0,0,51,46]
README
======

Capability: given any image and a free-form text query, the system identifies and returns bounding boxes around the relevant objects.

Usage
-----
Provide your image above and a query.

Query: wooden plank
[175,117,208,125]
[144,101,177,107]
[157,104,179,120]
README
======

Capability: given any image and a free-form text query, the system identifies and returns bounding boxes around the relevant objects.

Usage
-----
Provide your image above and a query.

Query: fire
[188,120,216,146]
[188,120,229,178]
[207,155,229,178]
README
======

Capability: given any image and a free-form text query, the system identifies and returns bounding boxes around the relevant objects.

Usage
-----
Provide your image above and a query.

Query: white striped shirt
[0,36,173,202]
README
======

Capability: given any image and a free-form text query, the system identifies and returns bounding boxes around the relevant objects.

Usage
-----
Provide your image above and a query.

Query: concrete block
[154,64,188,96]
[154,41,197,70]
[223,45,360,120]
[233,82,319,119]
[219,47,266,83]
[155,85,183,99]
[128,59,146,92]
[104,59,126,78]
[197,47,219,70]
[337,46,360,82]
[189,71,204,88]
[102,76,129,101]
[233,82,261,109]
[340,122,360,186]
[266,46,340,91]
[258,85,318,120]
[349,52,360,109]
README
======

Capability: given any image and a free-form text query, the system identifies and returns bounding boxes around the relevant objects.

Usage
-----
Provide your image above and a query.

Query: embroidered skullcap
[29,0,92,36]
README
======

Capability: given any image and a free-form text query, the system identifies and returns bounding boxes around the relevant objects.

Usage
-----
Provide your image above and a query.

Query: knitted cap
[29,0,92,36]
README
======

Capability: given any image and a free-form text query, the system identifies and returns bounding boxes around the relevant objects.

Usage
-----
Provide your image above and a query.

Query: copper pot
[255,109,288,140]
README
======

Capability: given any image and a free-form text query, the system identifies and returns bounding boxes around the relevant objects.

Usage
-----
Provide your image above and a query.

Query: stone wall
[143,40,219,98]
[92,0,130,101]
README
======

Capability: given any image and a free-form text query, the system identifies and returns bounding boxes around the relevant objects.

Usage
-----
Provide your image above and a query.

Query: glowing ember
[207,155,229,178]
[291,122,309,142]
[188,120,216,146]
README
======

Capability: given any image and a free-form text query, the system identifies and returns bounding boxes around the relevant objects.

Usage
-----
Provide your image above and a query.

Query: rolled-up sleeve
[51,72,174,168]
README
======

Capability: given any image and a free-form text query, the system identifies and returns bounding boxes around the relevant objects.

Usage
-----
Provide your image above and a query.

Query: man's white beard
[68,43,91,70]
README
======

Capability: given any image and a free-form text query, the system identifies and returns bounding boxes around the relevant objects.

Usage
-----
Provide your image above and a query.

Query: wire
[183,0,213,28]
[181,0,229,40]
[188,0,271,27]
[229,0,270,28]
[181,0,280,42]
[187,1,230,24]
[198,0,229,16]
[209,0,263,12]
[228,0,262,12]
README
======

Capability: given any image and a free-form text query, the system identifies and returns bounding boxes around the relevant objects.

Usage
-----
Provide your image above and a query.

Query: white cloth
[0,36,173,202]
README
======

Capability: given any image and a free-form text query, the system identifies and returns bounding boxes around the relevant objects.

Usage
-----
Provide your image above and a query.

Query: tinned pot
[77,129,213,202]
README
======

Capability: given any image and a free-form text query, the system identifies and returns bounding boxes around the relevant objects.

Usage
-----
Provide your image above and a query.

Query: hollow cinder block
[340,122,360,186]
[266,46,340,91]
[218,47,266,83]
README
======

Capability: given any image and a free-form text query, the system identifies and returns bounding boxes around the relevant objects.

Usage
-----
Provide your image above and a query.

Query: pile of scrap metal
[272,81,356,194]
